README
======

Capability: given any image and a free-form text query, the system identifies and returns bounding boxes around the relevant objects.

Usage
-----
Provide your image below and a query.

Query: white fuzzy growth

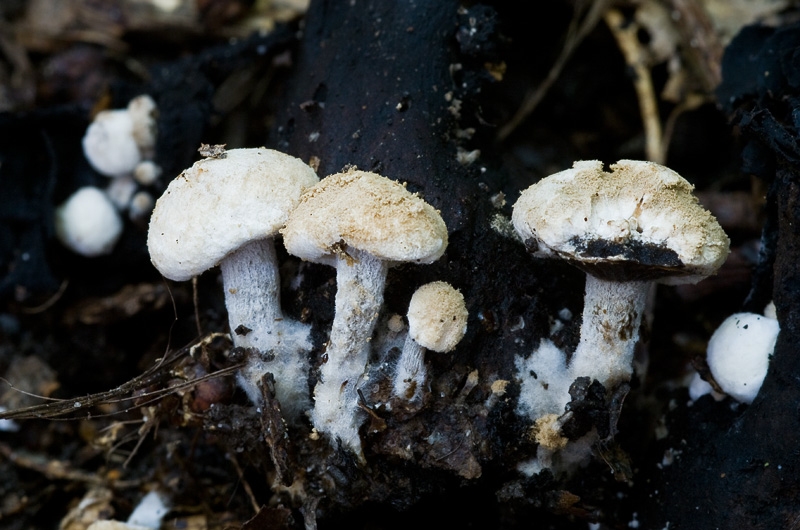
[311,248,388,458]
[393,334,426,401]
[55,186,123,257]
[569,276,648,386]
[517,430,595,477]
[515,339,574,419]
[514,278,649,478]
[220,238,311,419]
[706,312,779,403]
[236,321,312,420]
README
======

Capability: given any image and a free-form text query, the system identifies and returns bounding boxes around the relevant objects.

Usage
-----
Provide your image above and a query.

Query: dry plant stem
[220,238,283,341]
[603,8,663,164]
[311,247,388,456]
[394,334,426,401]
[663,0,723,91]
[570,275,649,386]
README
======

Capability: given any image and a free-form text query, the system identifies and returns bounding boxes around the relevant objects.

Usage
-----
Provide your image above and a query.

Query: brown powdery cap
[281,168,448,265]
[512,159,730,284]
[148,148,319,281]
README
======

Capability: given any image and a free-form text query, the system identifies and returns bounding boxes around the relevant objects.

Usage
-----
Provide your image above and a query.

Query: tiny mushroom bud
[147,148,319,419]
[129,190,155,222]
[105,174,138,210]
[393,281,468,402]
[282,168,448,457]
[134,160,162,186]
[513,160,729,389]
[706,312,779,404]
[55,186,123,257]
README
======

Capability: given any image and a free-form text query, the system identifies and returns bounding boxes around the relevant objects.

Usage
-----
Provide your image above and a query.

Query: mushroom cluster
[56,95,160,257]
[148,147,319,419]
[511,160,729,468]
[282,168,448,457]
[144,150,733,475]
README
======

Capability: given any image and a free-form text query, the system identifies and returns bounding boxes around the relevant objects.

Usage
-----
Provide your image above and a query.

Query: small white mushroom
[105,174,138,210]
[706,312,779,404]
[83,109,142,177]
[134,160,162,186]
[82,94,158,178]
[128,190,155,222]
[147,148,319,419]
[513,160,730,390]
[282,168,448,457]
[55,186,123,257]
[393,281,467,402]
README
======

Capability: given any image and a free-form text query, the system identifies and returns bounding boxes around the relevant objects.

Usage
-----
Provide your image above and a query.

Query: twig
[603,7,663,163]
[19,279,68,314]
[0,441,142,488]
[0,337,241,421]
[229,452,261,515]
[497,0,610,142]
[663,0,723,92]
[192,276,203,337]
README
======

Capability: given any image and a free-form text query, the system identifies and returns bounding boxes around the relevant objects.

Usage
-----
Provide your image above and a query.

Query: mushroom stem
[569,274,649,386]
[220,238,312,419]
[220,238,283,339]
[393,334,426,401]
[311,247,388,456]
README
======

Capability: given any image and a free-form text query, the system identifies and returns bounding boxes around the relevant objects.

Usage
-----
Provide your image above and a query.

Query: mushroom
[147,148,319,418]
[55,186,123,257]
[281,168,447,456]
[512,160,729,388]
[393,281,468,403]
[83,95,158,178]
[706,312,779,404]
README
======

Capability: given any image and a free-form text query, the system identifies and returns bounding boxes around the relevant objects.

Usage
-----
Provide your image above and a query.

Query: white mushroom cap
[281,168,448,265]
[55,186,123,257]
[407,281,468,352]
[82,109,143,178]
[512,160,730,284]
[706,312,779,404]
[147,148,318,281]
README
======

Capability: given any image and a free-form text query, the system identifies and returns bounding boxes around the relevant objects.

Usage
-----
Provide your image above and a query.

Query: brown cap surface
[282,169,448,265]
[148,148,318,281]
[512,160,730,283]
